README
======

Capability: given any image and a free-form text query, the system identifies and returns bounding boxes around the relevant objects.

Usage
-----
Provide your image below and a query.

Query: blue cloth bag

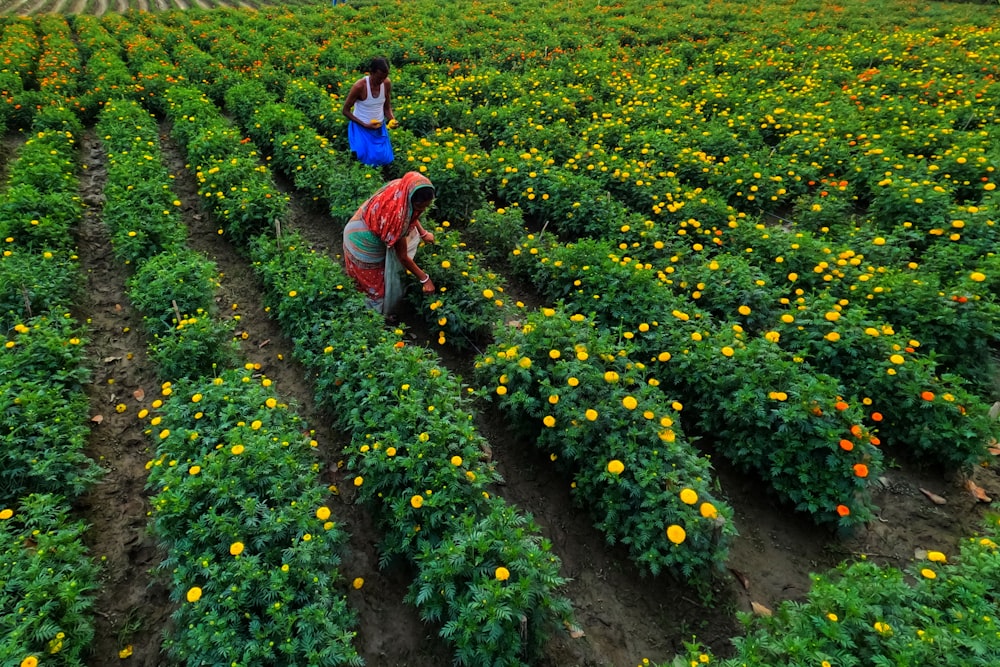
[348,123,394,166]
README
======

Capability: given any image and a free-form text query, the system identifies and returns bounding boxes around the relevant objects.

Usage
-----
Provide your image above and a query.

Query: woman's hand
[369,119,383,129]
[420,230,435,244]
[421,277,436,293]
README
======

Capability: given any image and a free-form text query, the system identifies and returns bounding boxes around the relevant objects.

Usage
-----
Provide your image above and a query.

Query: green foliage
[669,514,1000,667]
[475,307,735,582]
[0,494,99,667]
[0,317,101,504]
[146,369,362,667]
[127,251,221,337]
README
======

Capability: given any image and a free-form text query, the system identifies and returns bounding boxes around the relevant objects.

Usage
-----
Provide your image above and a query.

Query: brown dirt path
[74,131,172,667]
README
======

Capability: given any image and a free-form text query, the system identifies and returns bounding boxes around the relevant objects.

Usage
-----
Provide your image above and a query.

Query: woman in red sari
[342,172,436,316]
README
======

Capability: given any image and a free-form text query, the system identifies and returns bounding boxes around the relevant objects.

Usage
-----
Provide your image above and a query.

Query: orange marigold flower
[839,439,854,451]
[921,391,935,401]
[871,412,883,422]
[836,504,851,517]
[853,463,869,478]
[835,401,848,411]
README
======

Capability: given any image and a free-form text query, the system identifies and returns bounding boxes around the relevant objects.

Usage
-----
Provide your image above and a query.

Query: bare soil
[71,125,1000,667]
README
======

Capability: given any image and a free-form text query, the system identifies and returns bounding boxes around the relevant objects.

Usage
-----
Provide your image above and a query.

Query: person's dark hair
[411,187,435,205]
[370,56,389,75]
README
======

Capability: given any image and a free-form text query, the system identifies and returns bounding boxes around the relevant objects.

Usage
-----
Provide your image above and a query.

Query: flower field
[2,0,1000,665]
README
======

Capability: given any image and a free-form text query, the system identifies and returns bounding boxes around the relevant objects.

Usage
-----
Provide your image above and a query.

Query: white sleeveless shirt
[353,76,385,124]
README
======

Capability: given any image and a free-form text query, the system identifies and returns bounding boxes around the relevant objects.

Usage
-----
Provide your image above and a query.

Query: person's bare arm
[393,237,435,293]
[383,78,396,124]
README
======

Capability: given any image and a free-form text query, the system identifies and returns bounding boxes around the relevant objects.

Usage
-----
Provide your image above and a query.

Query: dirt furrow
[74,131,172,667]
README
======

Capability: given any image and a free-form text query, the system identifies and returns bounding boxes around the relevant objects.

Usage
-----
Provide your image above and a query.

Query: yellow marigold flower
[450,456,463,467]
[0,509,13,520]
[666,525,686,544]
[927,551,946,563]
[568,377,580,387]
[607,459,625,475]
[825,331,841,342]
[638,323,650,332]
[585,409,599,421]
[700,502,718,519]
[542,308,555,317]
[519,357,532,369]
[191,393,203,403]
[496,386,508,396]
[302,533,312,541]
[827,613,838,622]
[768,391,787,401]
[920,568,937,579]
[231,444,245,455]
[419,432,430,442]
[495,566,510,581]
[22,657,38,667]
[548,394,559,404]
[189,465,201,475]
[658,351,671,362]
[354,476,363,487]
[691,331,703,341]
[483,289,495,299]
[889,354,905,364]
[316,506,331,521]
[604,371,619,383]
[549,349,561,359]
[386,447,397,457]
[824,311,840,322]
[118,646,133,659]
[679,488,698,505]
[159,429,170,440]
[543,415,556,427]
[738,305,751,316]
[659,429,676,442]
[411,495,424,509]
[186,586,202,603]
[622,395,638,410]
[721,346,735,357]
[874,621,892,634]
[266,397,277,408]
[351,577,364,589]
[970,271,986,282]
[230,541,244,556]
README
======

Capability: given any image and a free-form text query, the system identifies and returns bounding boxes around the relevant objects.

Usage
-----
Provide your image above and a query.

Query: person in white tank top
[342,57,398,166]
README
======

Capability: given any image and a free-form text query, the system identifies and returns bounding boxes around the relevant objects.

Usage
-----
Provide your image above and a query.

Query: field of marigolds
[3,0,1000,665]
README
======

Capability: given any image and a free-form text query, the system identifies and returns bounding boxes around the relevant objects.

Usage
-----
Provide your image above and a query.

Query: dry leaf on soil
[729,568,750,590]
[133,388,145,401]
[563,620,586,638]
[919,487,947,505]
[964,479,992,503]
[91,414,104,424]
[751,601,772,617]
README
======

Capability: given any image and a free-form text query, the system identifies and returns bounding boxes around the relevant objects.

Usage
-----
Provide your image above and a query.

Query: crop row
[1,108,101,667]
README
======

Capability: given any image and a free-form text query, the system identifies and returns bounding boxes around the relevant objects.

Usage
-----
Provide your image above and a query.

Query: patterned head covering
[356,172,435,246]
